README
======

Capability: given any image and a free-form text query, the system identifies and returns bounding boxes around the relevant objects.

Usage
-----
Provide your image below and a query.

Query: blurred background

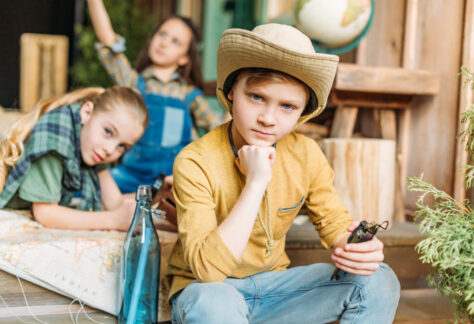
[0,0,471,214]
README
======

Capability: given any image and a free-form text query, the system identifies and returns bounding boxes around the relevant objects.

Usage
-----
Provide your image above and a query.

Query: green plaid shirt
[0,104,102,211]
[96,36,223,139]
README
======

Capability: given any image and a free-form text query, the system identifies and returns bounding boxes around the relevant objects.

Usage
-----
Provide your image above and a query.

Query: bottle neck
[136,199,151,209]
[129,199,151,229]
[137,204,154,227]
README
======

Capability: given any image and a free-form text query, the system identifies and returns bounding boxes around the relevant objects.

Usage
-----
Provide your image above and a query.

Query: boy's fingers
[347,221,360,232]
[346,237,384,252]
[333,260,380,276]
[333,249,384,263]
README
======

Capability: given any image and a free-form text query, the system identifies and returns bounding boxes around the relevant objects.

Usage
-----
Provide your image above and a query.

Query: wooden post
[322,138,396,227]
[396,0,419,222]
[454,0,474,202]
[20,34,68,112]
[330,105,358,138]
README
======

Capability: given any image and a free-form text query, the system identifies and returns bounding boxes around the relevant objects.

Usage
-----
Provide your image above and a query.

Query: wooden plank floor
[1,268,457,323]
[0,220,457,323]
[394,289,456,323]
[0,271,116,323]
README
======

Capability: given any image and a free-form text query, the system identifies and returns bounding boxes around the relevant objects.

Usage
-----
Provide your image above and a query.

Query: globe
[295,0,373,53]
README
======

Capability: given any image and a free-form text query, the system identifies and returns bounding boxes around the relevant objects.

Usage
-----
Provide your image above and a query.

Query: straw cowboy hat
[217,23,339,126]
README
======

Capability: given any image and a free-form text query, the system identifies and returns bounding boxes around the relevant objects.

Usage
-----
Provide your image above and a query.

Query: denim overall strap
[184,88,202,110]
[137,75,147,94]
[110,76,196,193]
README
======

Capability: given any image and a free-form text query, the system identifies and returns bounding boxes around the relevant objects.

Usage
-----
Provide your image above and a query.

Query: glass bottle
[118,185,161,324]
[118,185,151,312]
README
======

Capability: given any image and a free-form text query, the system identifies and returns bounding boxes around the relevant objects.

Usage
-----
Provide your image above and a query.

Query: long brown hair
[0,86,148,192]
[134,15,204,90]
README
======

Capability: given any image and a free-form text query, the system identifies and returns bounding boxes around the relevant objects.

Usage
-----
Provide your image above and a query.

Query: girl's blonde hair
[0,86,148,192]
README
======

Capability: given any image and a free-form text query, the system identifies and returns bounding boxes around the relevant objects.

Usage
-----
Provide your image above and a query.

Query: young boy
[166,23,400,323]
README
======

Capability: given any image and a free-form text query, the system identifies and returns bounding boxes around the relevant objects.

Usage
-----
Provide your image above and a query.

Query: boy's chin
[246,139,277,147]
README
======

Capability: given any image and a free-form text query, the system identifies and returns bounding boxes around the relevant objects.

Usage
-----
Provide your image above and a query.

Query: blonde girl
[87,0,224,194]
[0,86,148,231]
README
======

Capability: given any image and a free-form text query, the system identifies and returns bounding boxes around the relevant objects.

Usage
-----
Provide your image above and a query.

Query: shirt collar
[141,67,182,82]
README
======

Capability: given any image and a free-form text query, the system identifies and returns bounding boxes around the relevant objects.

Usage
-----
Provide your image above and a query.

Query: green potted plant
[408,66,474,323]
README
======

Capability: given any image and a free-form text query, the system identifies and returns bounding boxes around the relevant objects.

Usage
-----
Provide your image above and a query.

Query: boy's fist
[237,145,275,187]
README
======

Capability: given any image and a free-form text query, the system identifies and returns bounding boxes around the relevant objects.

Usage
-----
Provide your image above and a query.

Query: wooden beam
[395,0,419,222]
[334,62,440,95]
[380,110,397,140]
[330,106,358,138]
[330,91,413,109]
[454,0,474,202]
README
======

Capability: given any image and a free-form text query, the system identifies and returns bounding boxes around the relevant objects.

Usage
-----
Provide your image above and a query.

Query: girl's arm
[88,0,138,88]
[98,169,125,210]
[32,199,135,231]
[87,0,116,46]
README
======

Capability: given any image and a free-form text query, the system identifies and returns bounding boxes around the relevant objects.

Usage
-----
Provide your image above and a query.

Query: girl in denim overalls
[88,0,223,193]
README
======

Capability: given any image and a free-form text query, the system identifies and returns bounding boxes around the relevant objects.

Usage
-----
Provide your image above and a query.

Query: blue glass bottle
[119,185,161,324]
[119,185,151,311]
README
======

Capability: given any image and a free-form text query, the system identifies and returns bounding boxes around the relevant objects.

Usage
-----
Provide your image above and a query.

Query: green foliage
[408,67,474,323]
[70,0,156,88]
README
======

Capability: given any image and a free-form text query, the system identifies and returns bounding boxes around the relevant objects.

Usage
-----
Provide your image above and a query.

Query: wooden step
[394,289,456,323]
[285,218,432,289]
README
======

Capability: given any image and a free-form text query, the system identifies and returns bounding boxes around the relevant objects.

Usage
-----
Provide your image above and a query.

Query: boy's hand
[331,221,385,276]
[237,145,276,187]
[113,198,136,231]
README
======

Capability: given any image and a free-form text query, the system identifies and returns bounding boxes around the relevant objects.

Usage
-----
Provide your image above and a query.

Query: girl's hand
[331,221,385,276]
[237,145,276,188]
[163,175,175,204]
[113,198,136,231]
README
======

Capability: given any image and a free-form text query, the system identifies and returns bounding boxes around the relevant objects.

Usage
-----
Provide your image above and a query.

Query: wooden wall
[401,0,464,210]
[347,0,466,212]
[262,0,468,213]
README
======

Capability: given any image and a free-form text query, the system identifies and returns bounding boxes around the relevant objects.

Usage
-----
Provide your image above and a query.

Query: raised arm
[87,0,116,46]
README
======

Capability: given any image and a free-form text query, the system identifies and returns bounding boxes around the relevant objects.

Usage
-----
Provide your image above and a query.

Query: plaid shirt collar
[141,66,183,83]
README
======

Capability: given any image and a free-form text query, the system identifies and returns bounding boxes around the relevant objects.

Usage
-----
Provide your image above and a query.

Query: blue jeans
[170,263,400,324]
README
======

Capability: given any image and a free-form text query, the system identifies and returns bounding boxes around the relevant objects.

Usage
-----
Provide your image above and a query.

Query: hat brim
[217,28,339,117]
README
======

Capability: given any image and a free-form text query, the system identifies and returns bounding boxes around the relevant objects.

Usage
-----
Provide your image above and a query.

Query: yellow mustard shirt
[167,122,353,299]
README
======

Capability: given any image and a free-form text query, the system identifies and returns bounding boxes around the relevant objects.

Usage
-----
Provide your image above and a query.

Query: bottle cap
[136,185,152,201]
